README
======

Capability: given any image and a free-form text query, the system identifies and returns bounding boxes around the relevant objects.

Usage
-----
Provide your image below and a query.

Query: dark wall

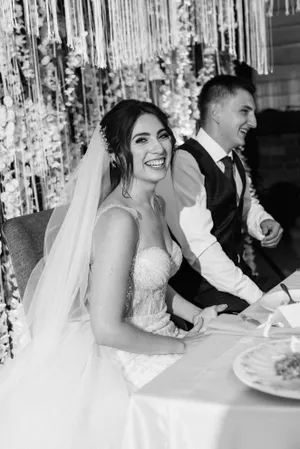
[245,110,300,234]
[255,110,300,189]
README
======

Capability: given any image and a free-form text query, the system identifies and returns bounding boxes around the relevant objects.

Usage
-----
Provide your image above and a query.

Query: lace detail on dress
[116,240,185,390]
[93,203,186,390]
[125,244,181,317]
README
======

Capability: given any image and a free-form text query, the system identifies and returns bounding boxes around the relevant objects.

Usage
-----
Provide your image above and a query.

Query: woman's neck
[124,179,157,209]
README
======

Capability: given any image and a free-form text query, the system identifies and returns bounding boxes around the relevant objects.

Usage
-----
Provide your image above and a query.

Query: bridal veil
[0,125,129,449]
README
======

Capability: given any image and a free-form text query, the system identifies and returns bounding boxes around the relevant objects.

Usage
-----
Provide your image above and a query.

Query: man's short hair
[198,75,256,123]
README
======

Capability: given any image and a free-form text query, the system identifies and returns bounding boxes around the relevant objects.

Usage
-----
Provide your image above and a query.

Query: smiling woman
[131,114,172,178]
[100,100,176,197]
[0,98,227,448]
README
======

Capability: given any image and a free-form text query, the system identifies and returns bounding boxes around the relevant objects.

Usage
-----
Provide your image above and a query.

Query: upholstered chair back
[3,209,53,299]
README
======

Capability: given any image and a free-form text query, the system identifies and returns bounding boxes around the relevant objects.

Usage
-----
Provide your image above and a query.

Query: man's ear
[211,103,220,124]
[195,118,201,134]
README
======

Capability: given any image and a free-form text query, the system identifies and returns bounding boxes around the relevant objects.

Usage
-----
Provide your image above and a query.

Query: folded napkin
[206,313,300,339]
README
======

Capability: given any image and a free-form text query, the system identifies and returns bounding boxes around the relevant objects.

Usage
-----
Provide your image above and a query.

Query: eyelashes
[135,133,170,144]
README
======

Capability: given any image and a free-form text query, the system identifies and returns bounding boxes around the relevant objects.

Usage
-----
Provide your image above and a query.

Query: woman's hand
[181,319,206,351]
[192,304,227,331]
[181,304,227,351]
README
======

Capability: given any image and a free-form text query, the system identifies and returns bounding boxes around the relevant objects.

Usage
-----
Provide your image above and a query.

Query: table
[123,272,300,449]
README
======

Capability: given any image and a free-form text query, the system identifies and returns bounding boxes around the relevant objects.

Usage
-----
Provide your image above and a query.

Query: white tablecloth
[123,271,300,449]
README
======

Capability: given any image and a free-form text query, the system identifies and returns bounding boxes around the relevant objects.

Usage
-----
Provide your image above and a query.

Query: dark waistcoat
[169,138,247,299]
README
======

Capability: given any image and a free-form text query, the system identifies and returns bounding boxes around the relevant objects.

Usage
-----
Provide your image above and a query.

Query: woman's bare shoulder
[94,202,139,252]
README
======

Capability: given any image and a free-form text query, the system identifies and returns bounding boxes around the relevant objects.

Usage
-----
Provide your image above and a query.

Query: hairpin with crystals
[99,125,109,151]
[100,125,117,167]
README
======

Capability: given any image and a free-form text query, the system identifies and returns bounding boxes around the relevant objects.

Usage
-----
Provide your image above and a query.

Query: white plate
[233,339,300,399]
[260,289,300,312]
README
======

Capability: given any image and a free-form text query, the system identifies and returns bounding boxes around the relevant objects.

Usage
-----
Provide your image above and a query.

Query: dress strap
[96,204,140,225]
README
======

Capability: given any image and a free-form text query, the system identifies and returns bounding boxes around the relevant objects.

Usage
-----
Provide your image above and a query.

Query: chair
[2,209,53,299]
[2,208,189,330]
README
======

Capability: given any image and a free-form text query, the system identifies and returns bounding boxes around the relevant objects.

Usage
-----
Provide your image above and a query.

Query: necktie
[222,156,236,191]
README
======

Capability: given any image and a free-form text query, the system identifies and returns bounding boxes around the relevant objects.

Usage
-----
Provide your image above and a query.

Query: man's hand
[192,304,227,331]
[260,219,283,248]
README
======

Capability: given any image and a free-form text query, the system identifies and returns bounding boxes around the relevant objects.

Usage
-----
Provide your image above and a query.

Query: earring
[109,153,117,168]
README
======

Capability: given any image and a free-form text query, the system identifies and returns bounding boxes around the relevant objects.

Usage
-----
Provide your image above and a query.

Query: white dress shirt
[157,128,274,304]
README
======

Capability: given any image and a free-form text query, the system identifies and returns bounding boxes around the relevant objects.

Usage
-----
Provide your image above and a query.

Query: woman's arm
[165,285,202,324]
[166,285,228,328]
[89,207,185,355]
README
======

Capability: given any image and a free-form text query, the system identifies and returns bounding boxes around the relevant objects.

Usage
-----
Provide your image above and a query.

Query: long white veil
[23,124,109,344]
[0,125,129,449]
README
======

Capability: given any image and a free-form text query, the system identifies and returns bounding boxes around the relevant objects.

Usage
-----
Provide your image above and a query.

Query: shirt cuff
[247,211,274,241]
[243,282,264,304]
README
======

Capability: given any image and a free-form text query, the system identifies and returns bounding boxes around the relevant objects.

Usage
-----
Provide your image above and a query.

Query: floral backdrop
[0,0,288,362]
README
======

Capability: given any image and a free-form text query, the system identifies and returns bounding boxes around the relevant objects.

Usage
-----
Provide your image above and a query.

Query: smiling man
[157,75,283,312]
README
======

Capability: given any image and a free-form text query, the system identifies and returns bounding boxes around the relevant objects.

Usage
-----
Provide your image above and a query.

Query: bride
[0,100,226,448]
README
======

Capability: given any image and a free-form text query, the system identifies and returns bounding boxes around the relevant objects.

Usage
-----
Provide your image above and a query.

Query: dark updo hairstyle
[100,99,176,197]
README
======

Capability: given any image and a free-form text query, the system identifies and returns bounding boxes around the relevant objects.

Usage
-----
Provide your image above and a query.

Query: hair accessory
[99,125,117,167]
[99,126,109,152]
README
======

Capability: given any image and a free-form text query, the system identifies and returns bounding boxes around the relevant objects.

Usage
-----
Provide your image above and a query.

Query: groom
[157,75,283,313]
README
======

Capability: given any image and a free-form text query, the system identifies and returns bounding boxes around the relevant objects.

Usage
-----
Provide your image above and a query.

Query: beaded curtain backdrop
[0,0,297,362]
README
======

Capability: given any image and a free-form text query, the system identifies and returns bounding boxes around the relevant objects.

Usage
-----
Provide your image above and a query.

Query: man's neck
[200,125,231,154]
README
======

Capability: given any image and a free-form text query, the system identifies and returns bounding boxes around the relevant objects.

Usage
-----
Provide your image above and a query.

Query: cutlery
[240,314,280,328]
[280,283,295,304]
[240,314,262,326]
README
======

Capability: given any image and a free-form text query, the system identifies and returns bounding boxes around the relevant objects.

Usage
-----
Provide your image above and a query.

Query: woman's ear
[109,153,117,167]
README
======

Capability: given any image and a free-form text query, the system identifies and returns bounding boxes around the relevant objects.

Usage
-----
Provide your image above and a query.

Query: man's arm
[157,150,263,304]
[242,173,273,240]
[243,174,283,247]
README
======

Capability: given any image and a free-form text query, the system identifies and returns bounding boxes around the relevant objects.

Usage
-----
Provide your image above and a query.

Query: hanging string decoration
[1,0,298,362]
[16,0,295,74]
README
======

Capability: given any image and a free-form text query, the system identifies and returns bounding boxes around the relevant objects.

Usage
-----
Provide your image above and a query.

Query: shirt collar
[194,128,232,162]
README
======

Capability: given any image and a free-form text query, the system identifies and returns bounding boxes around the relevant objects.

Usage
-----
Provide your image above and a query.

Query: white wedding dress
[99,205,187,390]
[0,204,187,449]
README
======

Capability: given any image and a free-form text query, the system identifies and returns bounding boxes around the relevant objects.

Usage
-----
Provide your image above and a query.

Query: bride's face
[130,113,173,184]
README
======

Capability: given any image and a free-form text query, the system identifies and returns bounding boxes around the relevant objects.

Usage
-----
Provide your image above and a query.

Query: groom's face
[215,88,257,151]
[130,113,173,184]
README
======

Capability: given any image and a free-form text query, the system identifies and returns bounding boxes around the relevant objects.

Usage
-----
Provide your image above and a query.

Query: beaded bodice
[124,243,182,331]
[94,204,185,390]
[95,204,182,331]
